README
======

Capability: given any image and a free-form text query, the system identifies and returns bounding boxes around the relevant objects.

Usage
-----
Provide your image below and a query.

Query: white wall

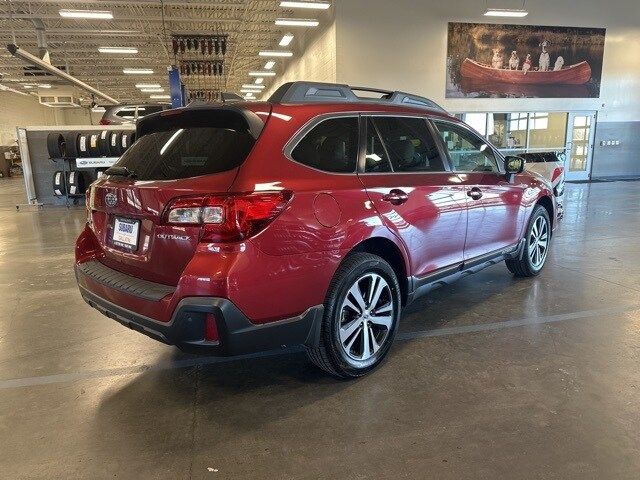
[262,20,337,100]
[0,92,64,146]
[335,0,640,123]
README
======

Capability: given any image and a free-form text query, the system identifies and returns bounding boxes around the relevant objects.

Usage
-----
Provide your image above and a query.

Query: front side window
[434,121,500,173]
[291,117,358,173]
[365,116,445,173]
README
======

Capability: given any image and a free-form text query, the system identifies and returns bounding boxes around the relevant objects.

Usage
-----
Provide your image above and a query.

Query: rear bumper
[77,271,323,356]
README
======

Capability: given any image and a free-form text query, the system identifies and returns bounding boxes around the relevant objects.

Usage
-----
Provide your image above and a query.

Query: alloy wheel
[338,273,395,361]
[528,215,549,269]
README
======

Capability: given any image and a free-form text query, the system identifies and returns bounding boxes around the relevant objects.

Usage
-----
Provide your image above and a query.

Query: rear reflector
[204,313,219,342]
[164,191,292,243]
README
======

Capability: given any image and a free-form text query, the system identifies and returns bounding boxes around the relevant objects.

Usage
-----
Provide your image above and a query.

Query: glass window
[137,105,164,118]
[291,117,358,173]
[113,127,254,180]
[528,112,567,150]
[434,121,500,173]
[366,117,445,173]
[461,113,488,136]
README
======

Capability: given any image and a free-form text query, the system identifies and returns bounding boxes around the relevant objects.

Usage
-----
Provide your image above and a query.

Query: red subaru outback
[75,82,558,377]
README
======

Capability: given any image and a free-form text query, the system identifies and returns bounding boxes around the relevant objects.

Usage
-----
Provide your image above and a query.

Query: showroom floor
[1,177,639,479]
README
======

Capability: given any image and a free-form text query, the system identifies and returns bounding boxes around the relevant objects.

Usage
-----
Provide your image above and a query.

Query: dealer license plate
[112,218,140,250]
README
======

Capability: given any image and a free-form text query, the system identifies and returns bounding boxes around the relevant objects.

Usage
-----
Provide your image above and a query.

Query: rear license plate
[112,217,140,250]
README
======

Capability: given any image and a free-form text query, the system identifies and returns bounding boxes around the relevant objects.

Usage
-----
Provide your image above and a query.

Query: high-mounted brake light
[164,191,292,243]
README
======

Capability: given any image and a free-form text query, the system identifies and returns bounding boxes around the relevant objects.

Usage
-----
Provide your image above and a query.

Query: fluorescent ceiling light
[23,85,35,89]
[259,51,293,57]
[483,8,528,17]
[249,71,276,76]
[280,1,331,9]
[150,94,170,99]
[123,68,154,74]
[135,83,161,88]
[264,61,276,69]
[140,88,164,93]
[279,34,294,46]
[255,78,264,84]
[242,84,265,89]
[275,18,319,27]
[91,106,106,112]
[39,84,52,89]
[99,47,138,54]
[59,9,113,19]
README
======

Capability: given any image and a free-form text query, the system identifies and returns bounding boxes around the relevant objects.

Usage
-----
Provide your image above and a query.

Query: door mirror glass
[504,155,525,174]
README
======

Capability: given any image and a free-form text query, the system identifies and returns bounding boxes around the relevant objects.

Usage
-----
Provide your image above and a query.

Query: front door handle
[382,189,409,205]
[467,187,483,200]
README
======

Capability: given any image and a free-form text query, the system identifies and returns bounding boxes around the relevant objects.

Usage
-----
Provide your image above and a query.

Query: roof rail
[267,81,446,113]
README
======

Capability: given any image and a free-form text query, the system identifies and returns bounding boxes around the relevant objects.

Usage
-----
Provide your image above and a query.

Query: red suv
[75,82,558,377]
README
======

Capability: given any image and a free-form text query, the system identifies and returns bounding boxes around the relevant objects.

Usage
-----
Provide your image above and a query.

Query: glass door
[564,112,596,181]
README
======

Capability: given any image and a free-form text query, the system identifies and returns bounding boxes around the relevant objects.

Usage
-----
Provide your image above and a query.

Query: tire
[97,130,111,156]
[109,132,123,156]
[53,170,66,196]
[67,170,86,196]
[63,132,79,159]
[46,133,65,159]
[307,252,402,378]
[77,133,91,157]
[506,205,551,277]
[87,133,101,157]
[120,131,133,153]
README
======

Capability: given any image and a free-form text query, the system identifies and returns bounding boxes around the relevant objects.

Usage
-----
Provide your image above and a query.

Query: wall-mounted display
[446,22,606,99]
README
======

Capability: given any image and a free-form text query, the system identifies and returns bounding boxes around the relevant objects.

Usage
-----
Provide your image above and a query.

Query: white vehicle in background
[520,151,565,218]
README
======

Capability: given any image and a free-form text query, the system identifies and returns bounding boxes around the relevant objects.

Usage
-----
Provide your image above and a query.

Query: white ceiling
[0,0,330,104]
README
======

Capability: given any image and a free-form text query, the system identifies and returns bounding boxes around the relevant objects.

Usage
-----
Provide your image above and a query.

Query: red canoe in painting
[460,58,592,85]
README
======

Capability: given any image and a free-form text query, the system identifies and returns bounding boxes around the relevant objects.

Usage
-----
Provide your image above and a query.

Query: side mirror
[504,155,525,174]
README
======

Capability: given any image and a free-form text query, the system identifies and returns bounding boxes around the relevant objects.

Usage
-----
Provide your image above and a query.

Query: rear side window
[114,127,254,180]
[115,108,136,121]
[137,105,163,118]
[291,117,358,173]
[365,116,445,173]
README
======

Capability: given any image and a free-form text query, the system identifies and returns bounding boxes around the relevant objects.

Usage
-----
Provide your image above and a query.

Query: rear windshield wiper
[104,166,137,178]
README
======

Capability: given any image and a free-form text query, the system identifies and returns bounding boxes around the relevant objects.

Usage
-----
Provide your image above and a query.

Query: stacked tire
[52,170,86,196]
[47,130,135,159]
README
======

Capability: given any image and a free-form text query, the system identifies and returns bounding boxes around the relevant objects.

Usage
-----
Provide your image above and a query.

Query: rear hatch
[88,105,267,285]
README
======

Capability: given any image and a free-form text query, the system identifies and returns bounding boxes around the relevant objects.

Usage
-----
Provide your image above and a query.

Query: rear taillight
[164,191,292,243]
[99,119,111,125]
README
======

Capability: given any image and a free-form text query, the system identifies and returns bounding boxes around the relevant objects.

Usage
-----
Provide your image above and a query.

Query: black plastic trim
[77,260,175,301]
[78,285,324,356]
[407,241,523,303]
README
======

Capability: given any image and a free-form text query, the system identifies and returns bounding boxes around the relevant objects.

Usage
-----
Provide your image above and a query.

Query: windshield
[112,127,255,180]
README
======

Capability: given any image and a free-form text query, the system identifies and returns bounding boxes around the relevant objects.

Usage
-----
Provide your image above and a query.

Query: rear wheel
[307,253,401,378]
[506,205,551,277]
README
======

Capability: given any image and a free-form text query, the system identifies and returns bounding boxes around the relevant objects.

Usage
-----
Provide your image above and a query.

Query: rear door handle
[382,189,409,205]
[467,187,483,200]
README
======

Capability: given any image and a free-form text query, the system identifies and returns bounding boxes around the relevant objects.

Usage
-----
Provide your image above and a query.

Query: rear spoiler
[136,105,265,139]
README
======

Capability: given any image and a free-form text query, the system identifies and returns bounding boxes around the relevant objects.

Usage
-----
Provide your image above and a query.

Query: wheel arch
[535,194,555,231]
[349,236,410,306]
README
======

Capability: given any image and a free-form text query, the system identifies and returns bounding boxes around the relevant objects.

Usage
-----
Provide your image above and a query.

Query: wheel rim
[338,273,394,362]
[528,215,549,269]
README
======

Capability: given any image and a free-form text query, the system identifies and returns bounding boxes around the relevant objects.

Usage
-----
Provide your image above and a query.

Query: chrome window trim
[431,118,506,175]
[282,112,361,176]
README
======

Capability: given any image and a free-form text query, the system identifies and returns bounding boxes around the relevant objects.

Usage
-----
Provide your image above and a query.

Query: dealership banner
[445,22,606,99]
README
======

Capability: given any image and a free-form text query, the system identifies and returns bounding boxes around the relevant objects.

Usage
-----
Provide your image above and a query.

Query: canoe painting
[446,22,605,98]
[461,58,592,85]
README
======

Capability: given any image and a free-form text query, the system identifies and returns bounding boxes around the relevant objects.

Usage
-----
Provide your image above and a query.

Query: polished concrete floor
[1,177,639,479]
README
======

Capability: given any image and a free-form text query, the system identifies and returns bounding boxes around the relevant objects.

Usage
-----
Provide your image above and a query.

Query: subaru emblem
[105,192,118,208]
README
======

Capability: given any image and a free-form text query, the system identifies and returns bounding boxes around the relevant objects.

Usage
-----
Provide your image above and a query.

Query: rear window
[291,117,358,173]
[114,127,254,180]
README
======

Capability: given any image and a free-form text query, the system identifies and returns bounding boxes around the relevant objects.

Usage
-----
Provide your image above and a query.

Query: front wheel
[506,205,551,277]
[307,253,401,378]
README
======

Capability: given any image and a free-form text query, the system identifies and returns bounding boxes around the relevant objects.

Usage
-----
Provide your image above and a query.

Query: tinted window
[115,108,136,120]
[366,117,445,173]
[114,127,254,180]
[291,117,358,173]
[364,118,392,173]
[137,105,163,118]
[434,121,500,173]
